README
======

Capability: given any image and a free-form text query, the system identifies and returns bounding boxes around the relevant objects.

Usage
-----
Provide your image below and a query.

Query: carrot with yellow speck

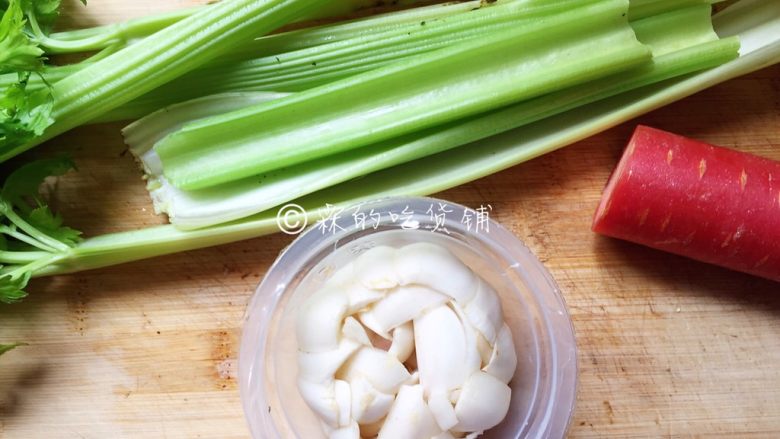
[593,125,780,282]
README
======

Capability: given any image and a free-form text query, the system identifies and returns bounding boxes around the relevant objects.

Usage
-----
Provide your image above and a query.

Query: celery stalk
[130,5,739,229]
[124,92,290,175]
[35,0,434,54]
[0,0,331,162]
[218,1,487,59]
[156,0,650,191]
[99,0,586,122]
[47,7,198,44]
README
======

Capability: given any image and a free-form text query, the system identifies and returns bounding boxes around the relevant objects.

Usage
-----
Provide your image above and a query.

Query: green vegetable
[128,4,739,229]
[155,0,651,190]
[0,0,89,70]
[33,5,201,54]
[0,72,52,149]
[0,0,44,74]
[0,0,331,163]
[125,92,290,165]
[0,157,80,303]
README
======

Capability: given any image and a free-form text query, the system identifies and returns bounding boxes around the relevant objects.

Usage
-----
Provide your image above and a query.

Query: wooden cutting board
[1,1,780,437]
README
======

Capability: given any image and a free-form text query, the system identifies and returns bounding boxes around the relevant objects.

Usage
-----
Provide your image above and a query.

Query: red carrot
[593,125,780,282]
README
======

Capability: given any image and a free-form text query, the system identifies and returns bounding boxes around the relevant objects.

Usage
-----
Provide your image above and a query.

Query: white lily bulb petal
[334,379,352,427]
[414,305,476,396]
[354,246,399,289]
[345,282,385,312]
[465,432,482,439]
[405,370,420,386]
[388,321,415,363]
[338,347,411,394]
[395,243,477,303]
[483,324,518,384]
[297,288,349,353]
[298,338,360,384]
[342,316,371,346]
[349,376,394,424]
[356,310,391,340]
[454,371,511,433]
[329,420,360,439]
[297,378,339,428]
[365,285,448,334]
[378,385,442,439]
[451,302,484,377]
[327,262,355,287]
[464,279,503,343]
[432,432,458,439]
[428,390,459,431]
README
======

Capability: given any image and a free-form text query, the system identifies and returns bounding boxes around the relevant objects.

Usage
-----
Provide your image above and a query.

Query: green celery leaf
[1,155,73,207]
[0,341,27,355]
[27,204,81,245]
[0,271,30,303]
[0,157,80,305]
[0,0,45,74]
[20,0,61,32]
[1,156,81,246]
[1,0,81,30]
[0,72,54,150]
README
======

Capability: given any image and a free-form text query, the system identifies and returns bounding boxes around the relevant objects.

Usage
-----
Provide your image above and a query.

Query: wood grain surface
[2,1,780,438]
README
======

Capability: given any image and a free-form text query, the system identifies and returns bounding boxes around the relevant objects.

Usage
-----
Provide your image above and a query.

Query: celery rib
[100,0,589,122]
[39,0,436,54]
[45,6,204,51]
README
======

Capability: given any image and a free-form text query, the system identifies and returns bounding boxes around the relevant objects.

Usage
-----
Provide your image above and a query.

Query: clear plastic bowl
[239,197,577,438]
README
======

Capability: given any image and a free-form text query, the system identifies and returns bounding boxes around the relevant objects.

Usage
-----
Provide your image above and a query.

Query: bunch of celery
[128,2,743,229]
[1,0,778,303]
[130,0,739,223]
